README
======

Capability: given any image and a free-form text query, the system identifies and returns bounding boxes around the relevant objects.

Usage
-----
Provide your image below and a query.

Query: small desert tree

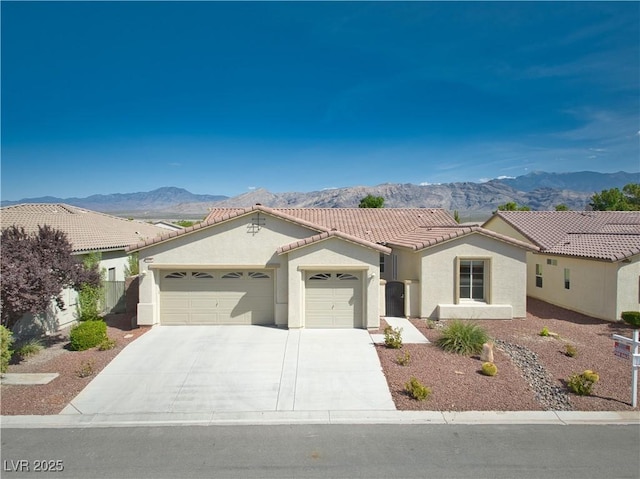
[1,226,101,329]
[123,252,139,277]
[359,194,385,208]
[497,201,531,212]
[77,252,104,321]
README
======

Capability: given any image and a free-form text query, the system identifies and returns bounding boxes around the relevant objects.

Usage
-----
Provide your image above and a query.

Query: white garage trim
[149,263,280,269]
[297,265,369,271]
[160,269,275,325]
[304,271,363,328]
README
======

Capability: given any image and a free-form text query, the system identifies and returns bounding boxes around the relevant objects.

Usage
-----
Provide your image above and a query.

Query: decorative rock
[480,342,494,363]
[493,338,572,411]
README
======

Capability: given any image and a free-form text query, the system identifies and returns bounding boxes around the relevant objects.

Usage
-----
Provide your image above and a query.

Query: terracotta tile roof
[1,203,166,253]
[129,205,537,254]
[388,226,539,252]
[545,233,640,261]
[277,230,392,255]
[207,207,458,244]
[487,211,640,261]
[128,205,330,252]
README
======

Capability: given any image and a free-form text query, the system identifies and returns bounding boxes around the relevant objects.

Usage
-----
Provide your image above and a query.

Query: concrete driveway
[61,326,395,415]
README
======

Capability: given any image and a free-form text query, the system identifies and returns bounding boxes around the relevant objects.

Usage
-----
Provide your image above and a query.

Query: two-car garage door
[160,270,274,325]
[159,269,363,328]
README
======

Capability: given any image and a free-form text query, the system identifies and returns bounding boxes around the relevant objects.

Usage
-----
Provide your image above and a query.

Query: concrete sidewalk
[371,317,429,344]
[2,410,638,429]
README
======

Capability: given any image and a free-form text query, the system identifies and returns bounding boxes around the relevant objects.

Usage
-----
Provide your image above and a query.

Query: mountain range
[2,171,638,221]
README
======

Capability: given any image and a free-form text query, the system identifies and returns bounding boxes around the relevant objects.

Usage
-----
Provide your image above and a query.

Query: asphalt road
[2,424,639,479]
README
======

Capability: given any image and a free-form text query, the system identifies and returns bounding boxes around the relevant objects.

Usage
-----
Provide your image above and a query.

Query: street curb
[2,410,638,428]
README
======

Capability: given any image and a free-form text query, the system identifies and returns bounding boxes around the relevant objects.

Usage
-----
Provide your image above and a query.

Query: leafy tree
[590,183,640,211]
[0,226,100,329]
[555,204,569,211]
[496,202,531,212]
[124,252,139,277]
[77,252,104,322]
[359,194,385,208]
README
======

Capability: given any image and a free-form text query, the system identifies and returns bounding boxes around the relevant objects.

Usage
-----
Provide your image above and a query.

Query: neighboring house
[1,203,166,335]
[153,221,185,231]
[483,211,640,322]
[127,205,536,329]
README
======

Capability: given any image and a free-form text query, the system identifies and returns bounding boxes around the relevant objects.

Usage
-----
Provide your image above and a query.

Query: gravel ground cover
[374,297,639,411]
[1,313,149,415]
[2,299,638,415]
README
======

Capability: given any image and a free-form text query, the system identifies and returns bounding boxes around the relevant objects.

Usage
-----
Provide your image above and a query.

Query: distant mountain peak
[1,170,636,220]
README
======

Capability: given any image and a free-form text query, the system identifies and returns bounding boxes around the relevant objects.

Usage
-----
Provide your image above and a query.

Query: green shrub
[124,252,139,277]
[567,370,599,396]
[0,326,14,374]
[425,319,437,329]
[69,320,107,351]
[565,344,578,358]
[76,359,95,378]
[77,283,103,321]
[384,326,403,349]
[481,362,498,376]
[396,351,411,366]
[97,337,116,351]
[435,320,489,355]
[621,311,640,328]
[405,377,431,401]
[76,252,104,321]
[15,338,43,359]
[539,327,550,337]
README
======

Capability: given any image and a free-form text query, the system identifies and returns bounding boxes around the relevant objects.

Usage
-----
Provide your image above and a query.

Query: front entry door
[385,281,405,317]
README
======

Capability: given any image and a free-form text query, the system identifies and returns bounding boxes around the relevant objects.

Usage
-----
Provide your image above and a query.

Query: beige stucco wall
[483,216,533,245]
[485,216,640,322]
[136,213,320,326]
[12,287,79,339]
[419,234,528,319]
[98,250,131,281]
[135,212,380,328]
[617,256,640,319]
[528,253,640,321]
[285,237,381,329]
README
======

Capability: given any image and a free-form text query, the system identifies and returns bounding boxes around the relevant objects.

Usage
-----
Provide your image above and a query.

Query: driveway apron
[61,326,395,415]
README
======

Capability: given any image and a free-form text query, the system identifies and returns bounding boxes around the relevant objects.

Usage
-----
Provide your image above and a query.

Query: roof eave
[127,205,331,253]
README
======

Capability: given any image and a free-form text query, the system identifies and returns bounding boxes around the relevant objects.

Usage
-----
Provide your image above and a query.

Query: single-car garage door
[160,270,274,325]
[305,272,362,328]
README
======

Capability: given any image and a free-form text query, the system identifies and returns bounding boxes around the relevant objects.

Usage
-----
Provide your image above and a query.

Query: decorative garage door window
[164,272,215,279]
[164,271,270,280]
[309,273,358,281]
[165,272,188,279]
[192,272,213,279]
[222,272,243,279]
[337,273,358,280]
[309,273,331,281]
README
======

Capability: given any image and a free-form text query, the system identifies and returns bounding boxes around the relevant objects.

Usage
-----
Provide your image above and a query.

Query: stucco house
[483,211,640,322]
[1,203,166,334]
[127,205,536,329]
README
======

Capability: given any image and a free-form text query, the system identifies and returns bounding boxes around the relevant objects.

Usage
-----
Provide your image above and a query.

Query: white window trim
[455,257,491,304]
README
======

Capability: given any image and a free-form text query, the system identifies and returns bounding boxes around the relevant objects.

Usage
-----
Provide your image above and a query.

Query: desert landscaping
[2,298,638,416]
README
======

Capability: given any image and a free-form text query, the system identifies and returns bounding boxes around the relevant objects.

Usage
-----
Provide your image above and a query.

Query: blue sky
[2,1,639,200]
